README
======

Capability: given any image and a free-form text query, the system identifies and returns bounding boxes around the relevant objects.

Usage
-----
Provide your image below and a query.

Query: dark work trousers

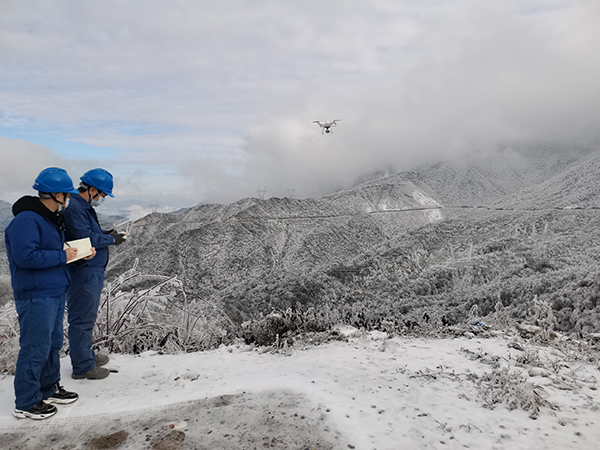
[66,268,104,376]
[14,294,65,411]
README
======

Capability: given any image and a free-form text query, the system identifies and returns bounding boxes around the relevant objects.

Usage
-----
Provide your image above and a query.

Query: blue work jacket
[63,194,114,270]
[4,196,71,300]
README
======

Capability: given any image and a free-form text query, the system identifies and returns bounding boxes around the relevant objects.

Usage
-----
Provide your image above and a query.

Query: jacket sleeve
[6,217,67,269]
[64,205,115,249]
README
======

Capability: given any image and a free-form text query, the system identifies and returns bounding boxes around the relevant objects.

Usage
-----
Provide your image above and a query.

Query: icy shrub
[528,296,558,342]
[0,275,13,306]
[0,303,19,374]
[523,254,554,272]
[242,307,332,346]
[478,367,558,419]
[91,259,234,354]
[488,301,514,329]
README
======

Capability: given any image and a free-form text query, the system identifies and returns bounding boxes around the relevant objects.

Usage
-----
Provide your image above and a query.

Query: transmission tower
[287,188,296,199]
[149,202,160,213]
[256,186,267,200]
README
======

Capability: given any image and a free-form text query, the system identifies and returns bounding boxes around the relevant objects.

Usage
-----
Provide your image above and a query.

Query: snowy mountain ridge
[406,143,599,207]
[497,149,600,208]
[107,175,444,306]
[99,144,600,333]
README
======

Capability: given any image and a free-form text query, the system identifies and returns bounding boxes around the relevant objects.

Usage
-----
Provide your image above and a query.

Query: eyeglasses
[92,188,105,198]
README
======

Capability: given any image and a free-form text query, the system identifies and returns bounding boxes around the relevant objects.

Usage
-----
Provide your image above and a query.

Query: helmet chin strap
[50,193,66,207]
[89,188,99,204]
[49,193,68,211]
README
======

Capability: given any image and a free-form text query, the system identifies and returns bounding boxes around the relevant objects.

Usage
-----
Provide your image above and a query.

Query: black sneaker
[14,401,57,420]
[45,384,79,404]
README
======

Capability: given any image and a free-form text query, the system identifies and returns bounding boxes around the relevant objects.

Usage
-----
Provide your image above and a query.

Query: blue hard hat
[81,168,114,197]
[33,168,79,194]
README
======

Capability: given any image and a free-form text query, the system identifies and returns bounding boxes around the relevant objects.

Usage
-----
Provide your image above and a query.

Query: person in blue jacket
[64,168,126,380]
[5,168,95,420]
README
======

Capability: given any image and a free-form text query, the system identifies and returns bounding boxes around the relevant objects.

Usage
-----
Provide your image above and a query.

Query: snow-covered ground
[0,331,598,450]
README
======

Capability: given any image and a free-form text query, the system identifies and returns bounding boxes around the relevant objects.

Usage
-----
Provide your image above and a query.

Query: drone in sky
[313,119,341,135]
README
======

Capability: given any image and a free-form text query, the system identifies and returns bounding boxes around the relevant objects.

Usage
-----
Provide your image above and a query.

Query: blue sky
[1,0,598,217]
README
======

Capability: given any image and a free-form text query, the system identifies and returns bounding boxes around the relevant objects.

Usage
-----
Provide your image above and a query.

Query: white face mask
[90,188,106,207]
[91,196,105,207]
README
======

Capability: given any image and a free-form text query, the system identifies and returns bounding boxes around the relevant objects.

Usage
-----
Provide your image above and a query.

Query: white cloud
[0,0,598,203]
[0,137,89,202]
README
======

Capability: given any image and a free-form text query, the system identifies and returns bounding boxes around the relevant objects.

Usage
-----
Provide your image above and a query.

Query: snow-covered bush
[241,306,331,346]
[528,296,558,342]
[478,367,558,419]
[92,259,234,354]
[0,275,13,306]
[0,303,19,374]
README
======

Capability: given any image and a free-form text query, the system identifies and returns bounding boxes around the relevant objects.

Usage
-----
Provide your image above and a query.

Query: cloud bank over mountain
[1,1,599,205]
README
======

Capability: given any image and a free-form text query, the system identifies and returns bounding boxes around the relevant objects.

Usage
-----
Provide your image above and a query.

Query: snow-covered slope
[407,144,598,207]
[497,149,600,209]
[107,177,444,298]
[0,332,598,450]
[96,144,600,329]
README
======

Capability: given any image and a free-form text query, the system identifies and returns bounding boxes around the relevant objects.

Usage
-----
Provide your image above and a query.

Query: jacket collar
[71,193,92,209]
[71,192,101,226]
[12,196,65,231]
